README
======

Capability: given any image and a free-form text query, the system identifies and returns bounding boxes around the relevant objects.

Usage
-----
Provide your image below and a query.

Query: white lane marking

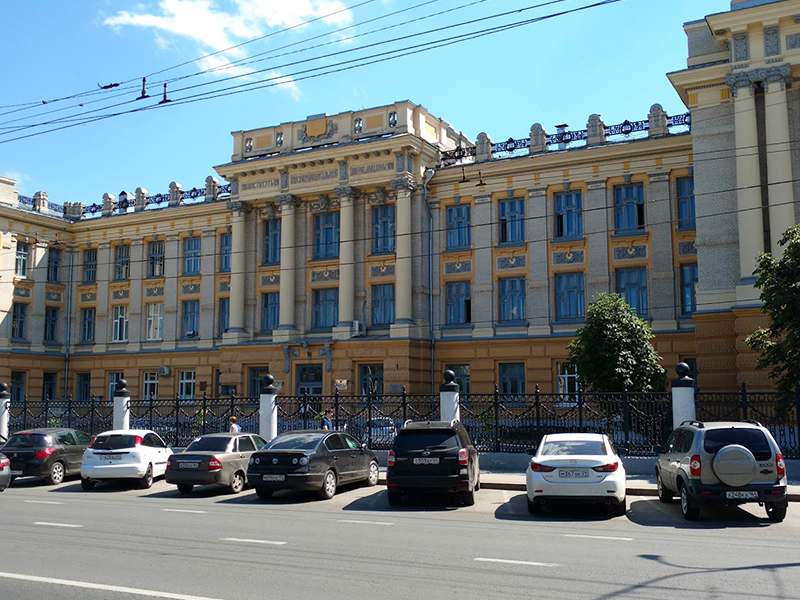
[564,534,633,542]
[220,537,287,546]
[24,500,63,505]
[475,558,560,568]
[0,571,226,600]
[163,509,207,514]
[33,522,82,528]
[337,519,394,526]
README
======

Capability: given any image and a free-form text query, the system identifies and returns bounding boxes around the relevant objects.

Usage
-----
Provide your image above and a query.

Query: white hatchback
[81,429,172,490]
[526,433,627,516]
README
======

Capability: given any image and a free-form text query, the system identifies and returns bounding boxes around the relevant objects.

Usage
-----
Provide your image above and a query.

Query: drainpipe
[422,168,436,394]
[63,248,74,398]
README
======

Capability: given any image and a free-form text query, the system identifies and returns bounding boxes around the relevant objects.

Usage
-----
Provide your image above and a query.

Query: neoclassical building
[1,0,798,401]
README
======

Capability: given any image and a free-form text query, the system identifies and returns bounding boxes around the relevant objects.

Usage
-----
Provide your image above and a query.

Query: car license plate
[181,463,199,469]
[558,469,589,478]
[726,490,758,500]
[413,457,439,465]
[10,470,22,476]
[102,455,123,460]
[262,474,285,482]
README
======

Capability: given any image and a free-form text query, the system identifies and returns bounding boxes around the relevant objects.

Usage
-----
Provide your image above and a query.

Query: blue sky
[1,0,731,205]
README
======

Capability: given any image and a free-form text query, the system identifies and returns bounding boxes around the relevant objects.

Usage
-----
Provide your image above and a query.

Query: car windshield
[185,437,232,452]
[264,433,323,451]
[704,429,772,460]
[540,440,607,456]
[93,434,139,450]
[394,430,458,451]
[3,433,51,449]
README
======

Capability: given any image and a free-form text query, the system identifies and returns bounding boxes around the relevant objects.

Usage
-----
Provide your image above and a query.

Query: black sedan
[247,430,379,500]
[0,453,10,492]
[1,428,92,485]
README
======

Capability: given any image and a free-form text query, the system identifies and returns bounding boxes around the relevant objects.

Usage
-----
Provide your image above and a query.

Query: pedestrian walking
[321,408,333,430]
[229,415,241,433]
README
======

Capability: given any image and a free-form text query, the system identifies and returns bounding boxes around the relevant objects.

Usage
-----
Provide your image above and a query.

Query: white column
[113,379,130,431]
[259,375,279,441]
[277,194,300,335]
[227,203,249,333]
[391,177,417,331]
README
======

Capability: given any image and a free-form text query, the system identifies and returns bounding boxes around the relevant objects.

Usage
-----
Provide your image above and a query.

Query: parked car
[386,420,480,506]
[166,433,268,494]
[0,453,10,492]
[1,428,92,485]
[247,430,379,500]
[525,432,627,516]
[81,429,172,490]
[362,417,397,444]
[655,420,788,521]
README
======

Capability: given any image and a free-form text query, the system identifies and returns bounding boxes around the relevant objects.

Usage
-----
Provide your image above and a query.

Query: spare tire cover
[712,444,757,487]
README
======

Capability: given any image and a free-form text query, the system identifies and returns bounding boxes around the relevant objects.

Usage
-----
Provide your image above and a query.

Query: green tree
[745,224,800,391]
[566,293,665,392]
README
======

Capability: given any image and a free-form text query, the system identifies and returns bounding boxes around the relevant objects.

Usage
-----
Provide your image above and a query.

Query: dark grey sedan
[165,433,268,494]
[0,453,10,492]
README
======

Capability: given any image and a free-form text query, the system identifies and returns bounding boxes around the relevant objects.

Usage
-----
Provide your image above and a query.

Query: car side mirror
[526,447,537,456]
[361,443,368,451]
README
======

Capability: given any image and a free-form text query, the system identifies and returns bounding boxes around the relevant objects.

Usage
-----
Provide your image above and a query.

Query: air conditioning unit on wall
[157,366,171,377]
[351,320,366,337]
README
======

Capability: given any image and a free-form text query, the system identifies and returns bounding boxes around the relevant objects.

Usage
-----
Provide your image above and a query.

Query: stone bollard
[260,374,279,442]
[671,363,696,427]
[440,370,460,423]
[113,379,131,431]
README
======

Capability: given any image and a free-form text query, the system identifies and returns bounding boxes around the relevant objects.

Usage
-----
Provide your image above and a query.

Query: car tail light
[208,457,222,471]
[776,453,785,476]
[167,456,174,470]
[458,448,469,466]
[89,436,97,447]
[387,450,395,467]
[33,448,55,460]
[0,456,9,469]
[134,436,143,447]
[592,462,619,473]
[690,455,701,476]
[530,462,556,472]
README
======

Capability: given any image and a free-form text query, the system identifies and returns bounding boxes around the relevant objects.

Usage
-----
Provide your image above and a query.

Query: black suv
[655,420,788,521]
[386,420,479,506]
[1,428,92,485]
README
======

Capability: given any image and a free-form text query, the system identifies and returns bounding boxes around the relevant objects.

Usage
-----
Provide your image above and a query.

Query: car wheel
[475,477,481,492]
[255,487,273,499]
[387,490,402,506]
[527,497,541,515]
[177,484,193,494]
[766,501,787,522]
[228,471,245,495]
[366,461,379,487]
[461,490,475,506]
[613,497,627,516]
[47,461,65,485]
[657,472,673,504]
[139,464,154,490]
[679,482,700,521]
[81,478,95,491]
[318,469,337,500]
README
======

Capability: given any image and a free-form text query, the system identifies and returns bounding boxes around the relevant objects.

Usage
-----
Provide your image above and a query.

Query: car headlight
[255,457,260,464]
[292,458,298,464]
[299,457,308,466]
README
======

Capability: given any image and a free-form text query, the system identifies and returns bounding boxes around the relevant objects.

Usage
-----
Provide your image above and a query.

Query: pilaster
[527,186,550,335]
[274,193,300,342]
[647,171,677,330]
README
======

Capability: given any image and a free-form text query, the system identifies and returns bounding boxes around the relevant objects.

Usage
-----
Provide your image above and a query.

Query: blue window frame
[616,268,648,316]
[15,242,30,277]
[42,372,57,402]
[445,282,471,325]
[148,240,165,278]
[554,191,583,238]
[555,272,585,320]
[314,212,340,260]
[83,249,97,284]
[499,198,524,244]
[498,277,526,322]
[261,292,280,333]
[80,308,95,343]
[182,300,200,337]
[446,364,471,394]
[677,177,695,230]
[499,363,526,395]
[372,284,395,326]
[218,297,230,336]
[11,371,25,403]
[262,220,281,265]
[76,373,91,402]
[44,307,59,343]
[681,263,699,315]
[183,236,201,275]
[313,288,339,329]
[47,247,61,283]
[114,244,130,281]
[446,204,471,250]
[219,232,232,272]
[360,364,384,395]
[372,205,396,254]
[614,183,645,232]
[12,302,28,340]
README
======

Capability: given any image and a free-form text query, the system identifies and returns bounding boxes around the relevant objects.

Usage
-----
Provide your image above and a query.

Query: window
[554,191,583,238]
[677,177,695,230]
[178,370,196,400]
[446,204,471,250]
[146,303,164,340]
[114,244,130,281]
[313,288,339,329]
[219,232,232,272]
[80,308,96,343]
[182,300,200,337]
[446,282,471,325]
[261,292,280,333]
[112,305,128,341]
[616,268,648,317]
[148,240,165,278]
[43,372,58,402]
[498,277,526,322]
[614,183,645,232]
[499,198,524,244]
[108,372,124,401]
[249,367,271,396]
[372,205,396,254]
[372,284,395,326]
[183,236,201,275]
[262,220,281,265]
[557,362,579,395]
[218,297,230,336]
[360,364,384,395]
[47,247,61,283]
[44,307,59,343]
[681,263,699,315]
[555,272,585,320]
[12,303,28,340]
[76,373,91,402]
[499,363,526,395]
[83,249,97,284]
[238,437,256,452]
[446,364,471,394]
[15,241,30,277]
[313,212,340,260]
[142,372,158,400]
[11,371,25,403]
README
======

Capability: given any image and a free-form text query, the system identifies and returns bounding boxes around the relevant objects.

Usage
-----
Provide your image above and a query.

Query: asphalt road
[1,475,799,600]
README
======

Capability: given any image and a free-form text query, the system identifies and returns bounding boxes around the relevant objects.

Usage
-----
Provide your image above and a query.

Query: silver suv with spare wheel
[655,420,788,521]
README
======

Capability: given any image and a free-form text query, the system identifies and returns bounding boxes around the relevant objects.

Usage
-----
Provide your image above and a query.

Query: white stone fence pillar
[671,363,696,428]
[0,383,10,441]
[440,370,460,423]
[113,379,131,431]
[260,374,279,442]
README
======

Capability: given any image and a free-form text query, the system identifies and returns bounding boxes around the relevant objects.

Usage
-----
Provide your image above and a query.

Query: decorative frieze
[219,280,231,292]
[181,284,201,295]
[298,120,338,144]
[260,202,279,219]
[80,292,97,302]
[552,250,585,265]
[309,194,340,212]
[112,289,129,300]
[370,264,396,278]
[350,161,394,178]
[261,274,280,286]
[733,33,749,62]
[764,27,780,56]
[444,260,472,274]
[787,33,800,50]
[679,241,697,256]
[46,291,62,303]
[145,286,164,297]
[13,287,31,298]
[497,255,526,270]
[311,269,340,282]
[613,245,647,260]
[726,65,792,96]
[365,187,395,205]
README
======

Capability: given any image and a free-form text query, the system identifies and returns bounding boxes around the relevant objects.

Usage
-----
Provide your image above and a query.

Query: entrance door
[296,364,323,396]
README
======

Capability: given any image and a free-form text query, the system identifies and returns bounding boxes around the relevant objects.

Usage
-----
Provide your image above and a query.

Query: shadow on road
[626,498,777,529]
[493,492,618,522]
[342,489,471,513]
[47,479,142,493]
